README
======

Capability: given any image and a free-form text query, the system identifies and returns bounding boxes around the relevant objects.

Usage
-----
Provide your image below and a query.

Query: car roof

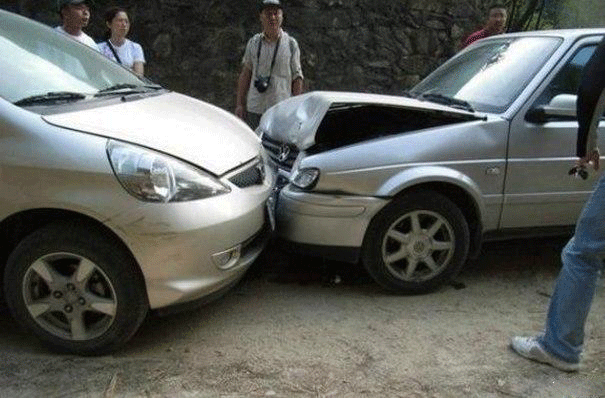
[487,28,605,41]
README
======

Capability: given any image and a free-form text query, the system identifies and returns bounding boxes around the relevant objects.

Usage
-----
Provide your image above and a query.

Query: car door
[501,35,605,229]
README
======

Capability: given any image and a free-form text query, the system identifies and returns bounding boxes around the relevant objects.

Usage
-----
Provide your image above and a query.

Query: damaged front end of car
[260,91,483,177]
[258,91,488,267]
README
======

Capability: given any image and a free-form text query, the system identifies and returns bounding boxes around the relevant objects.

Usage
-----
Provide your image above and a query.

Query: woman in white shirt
[97,7,145,76]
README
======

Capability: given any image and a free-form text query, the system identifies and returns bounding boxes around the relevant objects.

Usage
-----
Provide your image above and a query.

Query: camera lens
[254,77,270,93]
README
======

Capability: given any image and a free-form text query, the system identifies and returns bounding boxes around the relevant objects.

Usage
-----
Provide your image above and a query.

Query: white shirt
[54,26,98,50]
[98,39,145,70]
[242,30,303,114]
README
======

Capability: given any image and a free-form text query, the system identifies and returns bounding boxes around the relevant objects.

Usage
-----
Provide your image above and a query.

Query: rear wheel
[3,222,148,355]
[362,191,470,293]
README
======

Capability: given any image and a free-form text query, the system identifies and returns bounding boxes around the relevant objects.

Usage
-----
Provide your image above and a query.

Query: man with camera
[235,0,303,130]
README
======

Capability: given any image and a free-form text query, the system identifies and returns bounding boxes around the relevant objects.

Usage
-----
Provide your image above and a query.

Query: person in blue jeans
[511,37,605,372]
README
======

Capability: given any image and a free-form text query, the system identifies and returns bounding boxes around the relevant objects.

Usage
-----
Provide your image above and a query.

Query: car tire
[362,191,470,294]
[3,221,148,355]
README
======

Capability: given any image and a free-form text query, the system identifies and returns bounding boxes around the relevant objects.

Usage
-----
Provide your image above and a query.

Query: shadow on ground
[0,235,573,356]
[244,235,571,291]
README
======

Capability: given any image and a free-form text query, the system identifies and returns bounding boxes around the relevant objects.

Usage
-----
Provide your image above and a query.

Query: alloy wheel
[21,252,117,341]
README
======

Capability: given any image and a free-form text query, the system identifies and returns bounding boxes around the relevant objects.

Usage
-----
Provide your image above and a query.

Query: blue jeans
[539,172,605,363]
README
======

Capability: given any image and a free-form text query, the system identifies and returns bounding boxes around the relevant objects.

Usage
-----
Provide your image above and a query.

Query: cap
[57,0,92,12]
[259,0,282,11]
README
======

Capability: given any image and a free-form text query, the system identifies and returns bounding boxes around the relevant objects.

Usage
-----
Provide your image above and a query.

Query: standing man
[511,37,605,372]
[460,4,507,49]
[56,0,97,49]
[235,0,304,130]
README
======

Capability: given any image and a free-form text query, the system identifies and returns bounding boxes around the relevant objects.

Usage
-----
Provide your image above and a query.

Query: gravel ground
[0,237,604,397]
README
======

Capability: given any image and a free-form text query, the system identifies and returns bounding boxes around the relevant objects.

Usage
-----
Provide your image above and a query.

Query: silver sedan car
[0,10,273,354]
[261,29,605,293]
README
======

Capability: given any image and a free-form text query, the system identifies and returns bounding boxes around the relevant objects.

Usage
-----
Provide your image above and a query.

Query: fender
[375,165,486,224]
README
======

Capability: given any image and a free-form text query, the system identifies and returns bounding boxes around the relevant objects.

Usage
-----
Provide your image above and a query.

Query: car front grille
[261,135,298,171]
[229,161,265,188]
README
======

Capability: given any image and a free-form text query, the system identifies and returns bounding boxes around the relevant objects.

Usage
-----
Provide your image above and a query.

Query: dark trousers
[245,112,262,131]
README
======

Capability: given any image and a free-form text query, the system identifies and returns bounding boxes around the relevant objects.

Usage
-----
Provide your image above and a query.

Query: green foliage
[480,0,604,31]
[556,0,605,28]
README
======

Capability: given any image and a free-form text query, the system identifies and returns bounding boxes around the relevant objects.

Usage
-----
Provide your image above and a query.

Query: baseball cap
[259,0,282,11]
[57,0,93,12]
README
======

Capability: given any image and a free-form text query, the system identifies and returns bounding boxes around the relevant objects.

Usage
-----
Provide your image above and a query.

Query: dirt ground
[1,237,604,397]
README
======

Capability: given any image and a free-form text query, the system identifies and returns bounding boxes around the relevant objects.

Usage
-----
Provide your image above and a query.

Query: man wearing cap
[235,0,304,130]
[55,0,97,49]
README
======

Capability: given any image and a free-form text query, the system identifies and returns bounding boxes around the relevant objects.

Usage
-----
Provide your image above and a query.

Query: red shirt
[461,29,489,49]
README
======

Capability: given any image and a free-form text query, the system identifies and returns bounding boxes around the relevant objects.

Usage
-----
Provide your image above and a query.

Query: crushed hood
[43,92,260,175]
[259,91,483,150]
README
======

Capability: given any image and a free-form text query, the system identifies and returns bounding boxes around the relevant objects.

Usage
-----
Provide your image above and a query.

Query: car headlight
[107,140,230,202]
[291,167,320,190]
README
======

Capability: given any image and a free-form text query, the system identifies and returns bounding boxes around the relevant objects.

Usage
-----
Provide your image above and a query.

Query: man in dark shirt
[460,5,507,49]
[511,37,605,372]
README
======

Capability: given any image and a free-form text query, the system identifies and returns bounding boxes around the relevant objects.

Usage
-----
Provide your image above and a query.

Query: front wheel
[3,221,148,355]
[362,191,470,294]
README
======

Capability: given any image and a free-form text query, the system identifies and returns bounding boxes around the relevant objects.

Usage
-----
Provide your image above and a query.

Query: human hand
[578,149,600,171]
[235,105,245,120]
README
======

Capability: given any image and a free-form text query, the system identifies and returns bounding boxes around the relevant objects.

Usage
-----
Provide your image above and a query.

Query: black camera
[254,76,271,93]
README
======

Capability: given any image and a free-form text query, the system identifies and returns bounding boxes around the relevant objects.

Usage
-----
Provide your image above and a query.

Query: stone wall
[2,0,484,111]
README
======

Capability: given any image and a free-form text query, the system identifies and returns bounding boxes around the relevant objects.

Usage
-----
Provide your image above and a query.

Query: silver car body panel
[273,114,507,247]
[262,29,605,253]
[43,92,259,176]
[502,34,605,229]
[276,187,388,247]
[1,87,273,311]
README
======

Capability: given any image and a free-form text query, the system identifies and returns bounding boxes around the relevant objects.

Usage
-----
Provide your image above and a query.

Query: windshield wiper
[13,92,86,106]
[417,92,475,113]
[95,83,162,97]
[96,83,141,94]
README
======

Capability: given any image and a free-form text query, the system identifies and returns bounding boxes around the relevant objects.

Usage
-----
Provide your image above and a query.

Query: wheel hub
[65,289,79,304]
[51,283,82,305]
[409,235,431,258]
[51,285,86,317]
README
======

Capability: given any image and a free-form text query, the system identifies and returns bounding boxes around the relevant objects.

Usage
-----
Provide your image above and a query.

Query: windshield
[410,36,562,113]
[0,10,154,104]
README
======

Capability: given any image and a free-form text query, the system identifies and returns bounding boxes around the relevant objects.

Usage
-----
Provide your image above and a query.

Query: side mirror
[526,94,577,124]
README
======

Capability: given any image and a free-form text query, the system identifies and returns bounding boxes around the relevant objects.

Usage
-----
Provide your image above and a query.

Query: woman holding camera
[97,7,145,76]
[235,0,303,130]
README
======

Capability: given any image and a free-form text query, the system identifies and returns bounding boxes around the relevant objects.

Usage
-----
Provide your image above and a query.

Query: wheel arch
[375,167,485,259]
[0,209,147,301]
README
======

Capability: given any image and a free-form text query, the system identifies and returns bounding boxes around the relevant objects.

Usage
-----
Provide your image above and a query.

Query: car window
[534,45,597,107]
[410,37,562,113]
[0,10,148,104]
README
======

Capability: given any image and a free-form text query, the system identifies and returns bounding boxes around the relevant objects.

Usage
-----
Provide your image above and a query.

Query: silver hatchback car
[0,10,273,354]
[261,29,605,294]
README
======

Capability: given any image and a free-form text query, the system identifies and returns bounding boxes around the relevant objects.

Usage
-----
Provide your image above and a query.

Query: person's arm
[235,65,252,119]
[132,43,145,77]
[133,62,144,77]
[576,37,605,170]
[291,77,303,96]
[289,37,304,96]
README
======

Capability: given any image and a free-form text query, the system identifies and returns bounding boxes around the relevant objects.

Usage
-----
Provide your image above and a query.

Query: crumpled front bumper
[275,184,388,251]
